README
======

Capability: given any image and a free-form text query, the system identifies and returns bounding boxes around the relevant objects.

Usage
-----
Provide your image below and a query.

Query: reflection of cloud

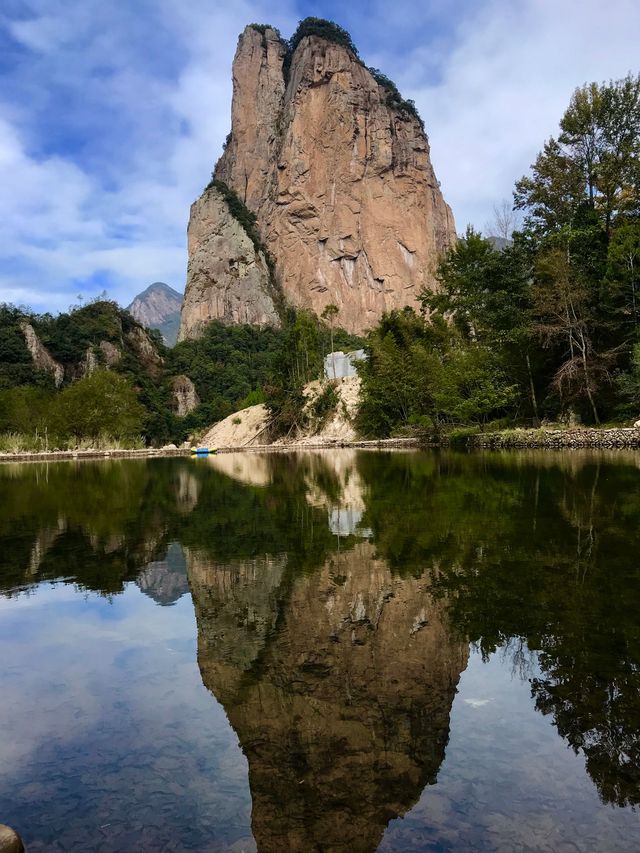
[0,581,253,850]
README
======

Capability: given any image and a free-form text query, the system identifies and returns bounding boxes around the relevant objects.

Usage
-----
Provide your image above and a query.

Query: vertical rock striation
[20,322,64,387]
[181,22,457,337]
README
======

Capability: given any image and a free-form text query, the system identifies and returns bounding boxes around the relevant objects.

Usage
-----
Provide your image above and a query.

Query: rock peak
[180,19,456,337]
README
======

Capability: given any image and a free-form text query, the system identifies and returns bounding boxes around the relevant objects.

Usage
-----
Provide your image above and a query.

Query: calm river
[0,450,639,851]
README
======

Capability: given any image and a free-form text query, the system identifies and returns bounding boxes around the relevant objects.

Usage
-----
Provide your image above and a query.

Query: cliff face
[178,185,280,341]
[20,323,64,387]
[182,23,456,337]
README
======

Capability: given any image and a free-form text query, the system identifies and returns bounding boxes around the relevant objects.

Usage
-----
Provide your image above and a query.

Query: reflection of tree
[0,460,182,596]
[357,449,640,807]
[0,451,356,598]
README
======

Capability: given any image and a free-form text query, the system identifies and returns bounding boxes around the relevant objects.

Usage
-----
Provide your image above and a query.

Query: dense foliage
[356,307,515,437]
[264,307,363,438]
[167,321,284,434]
[0,300,168,447]
[287,17,359,60]
[0,295,363,448]
[358,72,640,433]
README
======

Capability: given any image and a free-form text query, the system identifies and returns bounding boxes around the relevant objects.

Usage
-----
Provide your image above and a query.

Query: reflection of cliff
[188,542,467,852]
[136,542,190,606]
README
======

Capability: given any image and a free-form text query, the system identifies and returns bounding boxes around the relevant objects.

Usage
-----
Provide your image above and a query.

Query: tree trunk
[525,351,540,426]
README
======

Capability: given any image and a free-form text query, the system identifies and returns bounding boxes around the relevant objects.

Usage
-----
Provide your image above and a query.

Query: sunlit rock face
[182,25,456,337]
[179,186,281,341]
[188,537,467,852]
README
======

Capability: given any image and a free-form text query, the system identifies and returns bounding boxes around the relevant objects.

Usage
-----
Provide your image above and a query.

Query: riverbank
[0,437,420,464]
[5,428,640,464]
[469,427,640,449]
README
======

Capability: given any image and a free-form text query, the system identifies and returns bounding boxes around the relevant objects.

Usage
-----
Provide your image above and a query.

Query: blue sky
[1,0,638,313]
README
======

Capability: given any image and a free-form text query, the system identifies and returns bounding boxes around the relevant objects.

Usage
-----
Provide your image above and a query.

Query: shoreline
[4,428,640,464]
[0,437,420,464]
[469,427,640,449]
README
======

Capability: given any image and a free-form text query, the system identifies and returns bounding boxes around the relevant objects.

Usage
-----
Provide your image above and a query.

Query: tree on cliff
[321,303,339,378]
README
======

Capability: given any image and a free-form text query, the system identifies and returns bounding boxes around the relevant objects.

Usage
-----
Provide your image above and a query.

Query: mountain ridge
[127,282,182,347]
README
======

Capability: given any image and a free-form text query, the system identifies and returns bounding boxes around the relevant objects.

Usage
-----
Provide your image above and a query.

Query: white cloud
[402,0,640,231]
[0,0,296,312]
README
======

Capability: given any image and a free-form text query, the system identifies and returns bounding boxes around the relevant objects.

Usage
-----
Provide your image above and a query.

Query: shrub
[47,370,145,441]
[288,17,359,58]
[368,68,424,127]
[310,383,339,426]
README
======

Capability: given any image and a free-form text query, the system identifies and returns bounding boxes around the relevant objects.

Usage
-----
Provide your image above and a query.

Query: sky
[1,0,639,313]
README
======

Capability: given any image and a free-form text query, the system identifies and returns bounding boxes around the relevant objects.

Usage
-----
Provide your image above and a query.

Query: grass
[0,432,145,454]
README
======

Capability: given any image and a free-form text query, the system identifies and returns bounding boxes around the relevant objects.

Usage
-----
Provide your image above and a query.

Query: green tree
[515,74,640,236]
[423,228,540,423]
[48,370,144,441]
[321,303,339,378]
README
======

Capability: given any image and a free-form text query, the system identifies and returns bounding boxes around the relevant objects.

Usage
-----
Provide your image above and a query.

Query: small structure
[324,349,366,380]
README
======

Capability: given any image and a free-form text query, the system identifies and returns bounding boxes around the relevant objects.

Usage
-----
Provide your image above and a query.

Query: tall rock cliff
[180,20,456,338]
[178,184,281,341]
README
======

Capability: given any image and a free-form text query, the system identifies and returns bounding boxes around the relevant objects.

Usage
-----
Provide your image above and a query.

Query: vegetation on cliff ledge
[280,17,424,125]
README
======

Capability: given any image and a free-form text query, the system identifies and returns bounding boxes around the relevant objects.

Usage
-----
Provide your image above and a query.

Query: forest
[1,72,638,449]
[357,73,640,437]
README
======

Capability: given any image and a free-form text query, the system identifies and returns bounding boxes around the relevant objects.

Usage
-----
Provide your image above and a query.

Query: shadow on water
[0,449,639,850]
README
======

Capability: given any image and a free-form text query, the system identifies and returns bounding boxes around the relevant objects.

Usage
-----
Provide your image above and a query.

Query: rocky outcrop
[171,374,200,416]
[191,22,456,336]
[124,326,164,376]
[79,346,98,378]
[78,340,123,379]
[0,825,24,853]
[99,340,121,366]
[178,185,281,341]
[20,322,64,387]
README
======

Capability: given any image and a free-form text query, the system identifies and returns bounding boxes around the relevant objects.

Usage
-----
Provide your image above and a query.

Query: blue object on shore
[191,447,216,456]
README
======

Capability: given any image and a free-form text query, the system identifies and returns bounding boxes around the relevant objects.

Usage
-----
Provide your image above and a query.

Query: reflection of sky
[382,648,640,851]
[2,573,639,850]
[0,582,254,852]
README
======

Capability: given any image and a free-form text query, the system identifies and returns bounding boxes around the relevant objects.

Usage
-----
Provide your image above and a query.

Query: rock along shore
[470,427,640,449]
[0,438,419,465]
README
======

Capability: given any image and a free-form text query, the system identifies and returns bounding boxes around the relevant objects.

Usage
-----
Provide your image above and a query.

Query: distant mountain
[487,236,512,251]
[127,282,182,347]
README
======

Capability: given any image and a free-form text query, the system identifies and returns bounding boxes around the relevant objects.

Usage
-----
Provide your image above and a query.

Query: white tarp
[324,349,366,380]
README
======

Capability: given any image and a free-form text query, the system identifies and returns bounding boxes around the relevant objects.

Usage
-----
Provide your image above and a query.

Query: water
[0,450,638,851]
